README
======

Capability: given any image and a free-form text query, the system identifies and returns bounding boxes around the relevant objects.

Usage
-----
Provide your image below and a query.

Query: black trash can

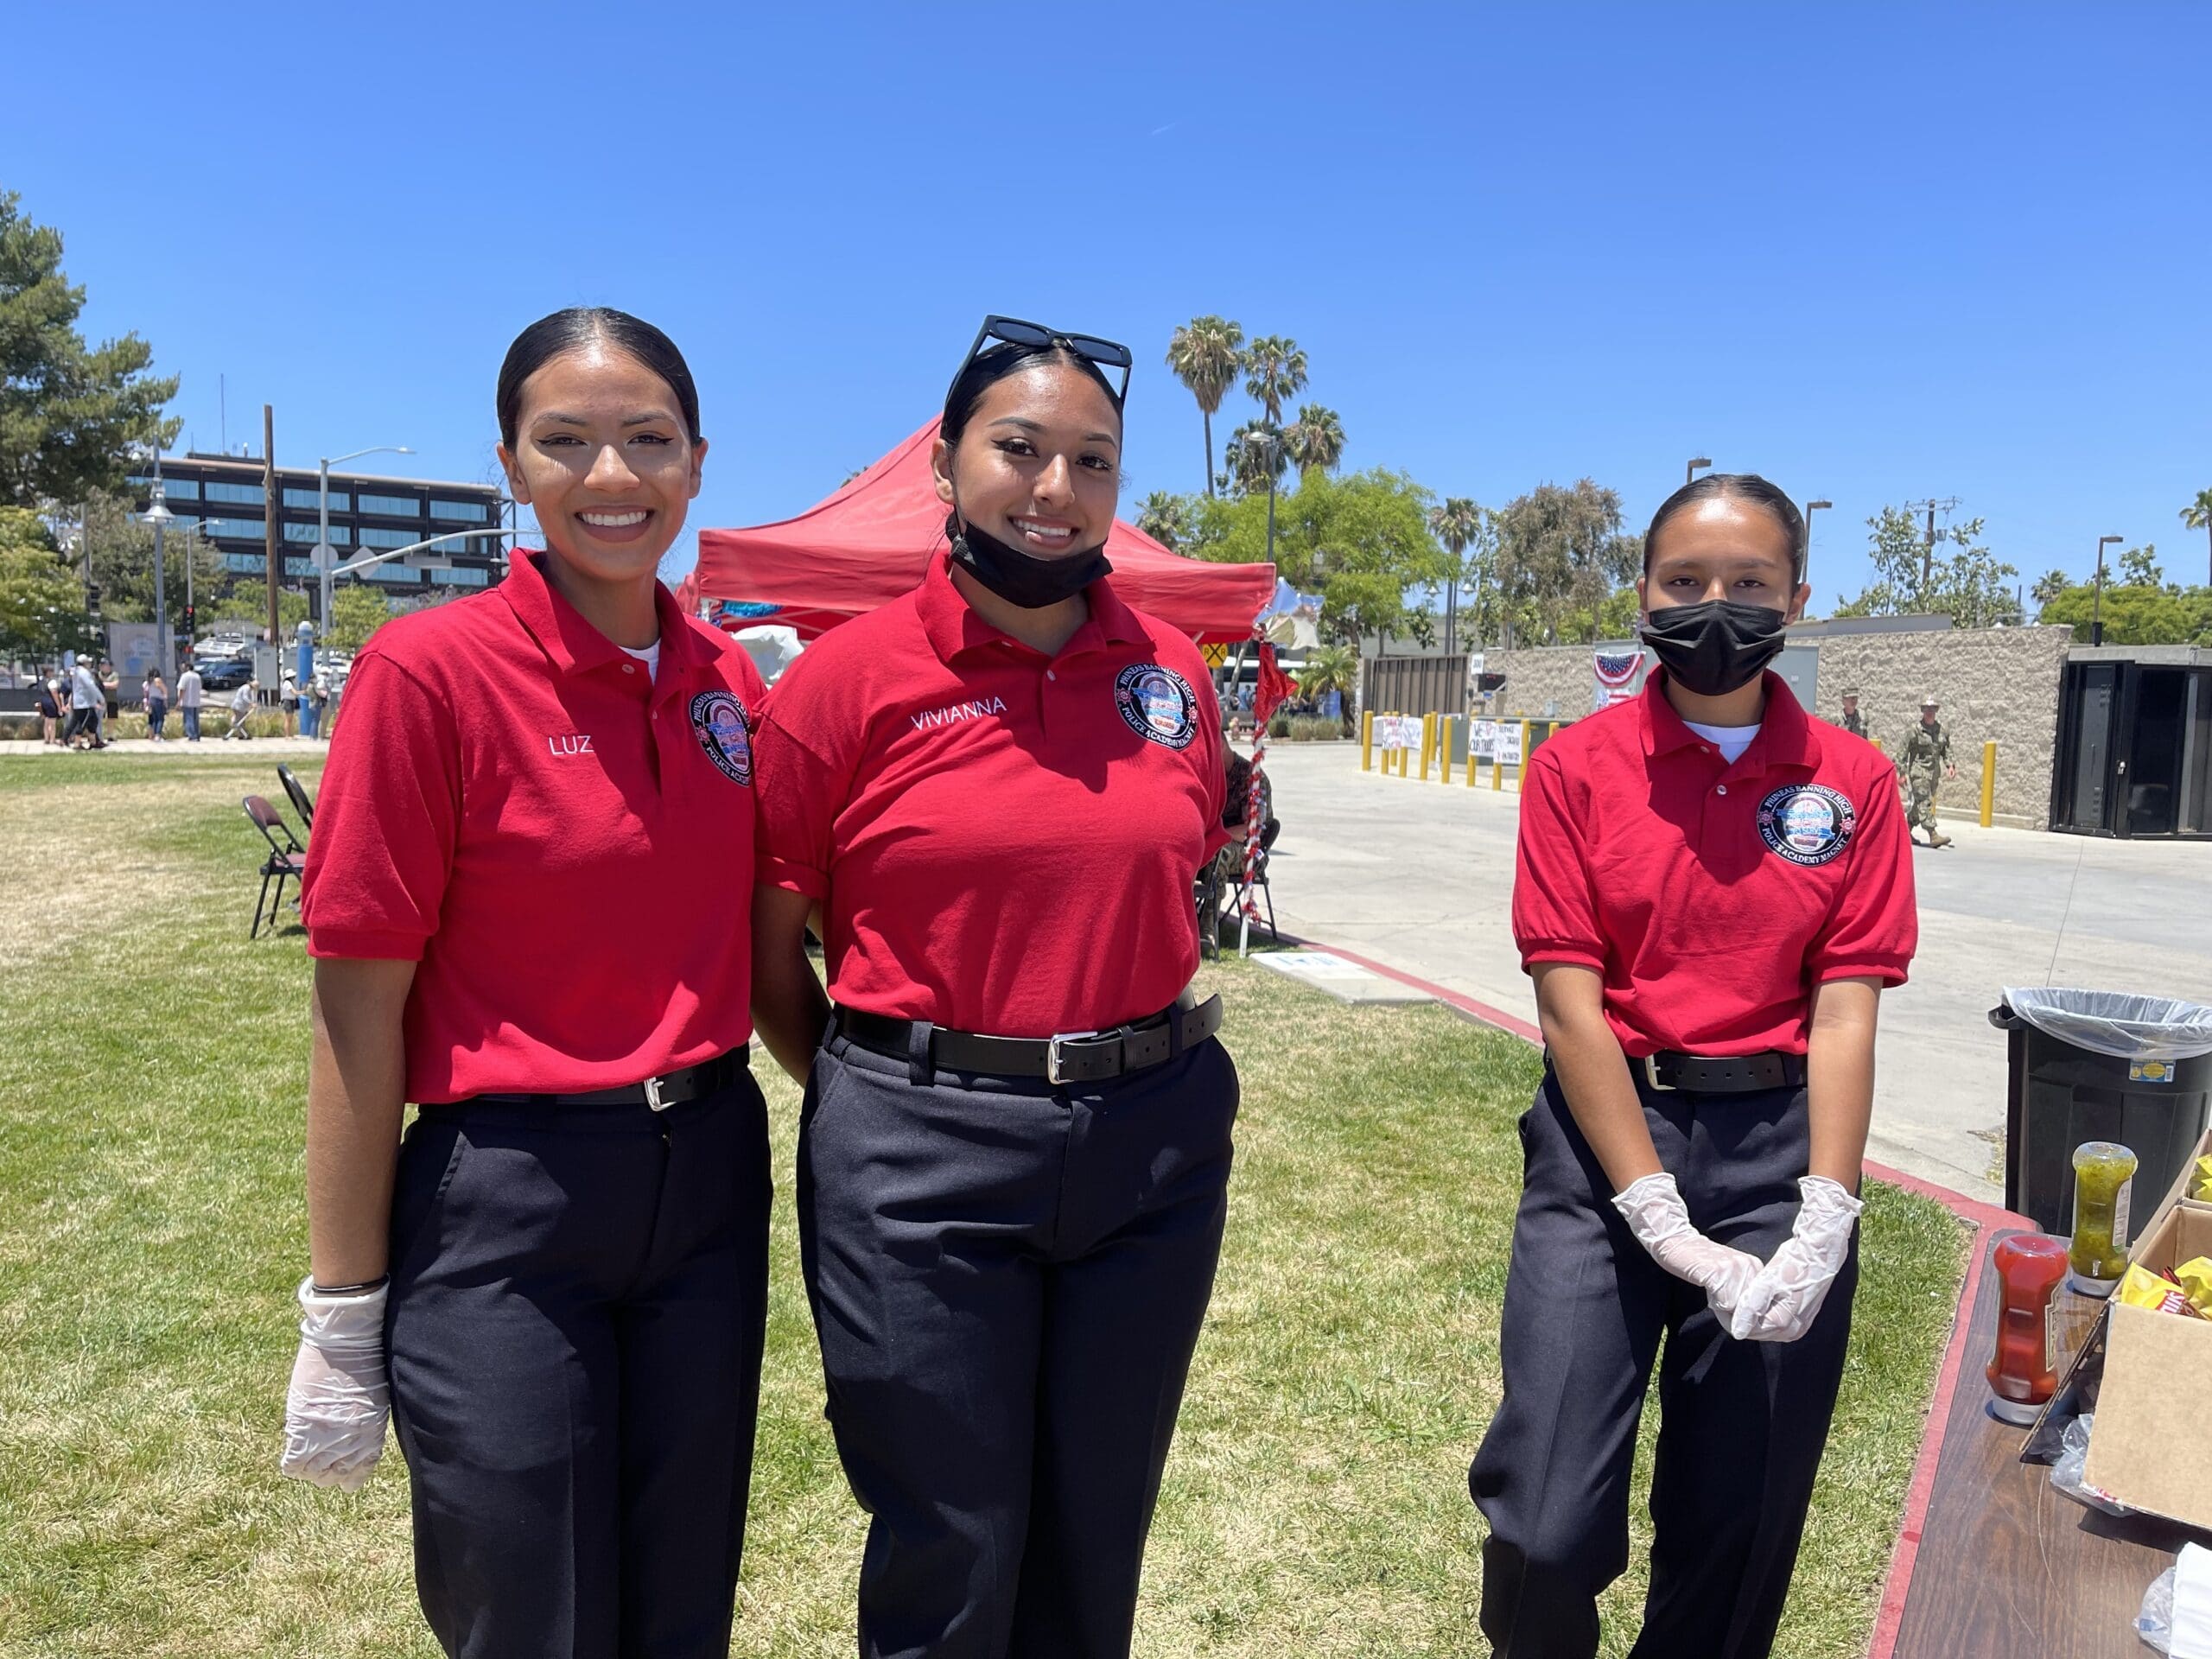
[1990,988,2212,1236]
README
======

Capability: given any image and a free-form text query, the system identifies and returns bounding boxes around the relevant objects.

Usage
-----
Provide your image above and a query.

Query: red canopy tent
[693,419,1274,644]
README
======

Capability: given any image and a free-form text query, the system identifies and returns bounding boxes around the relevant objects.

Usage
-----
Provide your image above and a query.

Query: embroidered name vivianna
[912,696,1007,731]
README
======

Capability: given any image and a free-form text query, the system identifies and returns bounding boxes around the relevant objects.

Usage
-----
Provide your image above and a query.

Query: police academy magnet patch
[1757,783,1856,867]
[1114,664,1199,750]
[688,690,753,787]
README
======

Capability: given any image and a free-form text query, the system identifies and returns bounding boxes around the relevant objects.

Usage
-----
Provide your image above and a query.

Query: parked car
[194,657,255,692]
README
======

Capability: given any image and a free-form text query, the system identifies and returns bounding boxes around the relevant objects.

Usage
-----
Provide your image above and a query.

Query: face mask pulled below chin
[1638,599,1789,696]
[950,516,1111,610]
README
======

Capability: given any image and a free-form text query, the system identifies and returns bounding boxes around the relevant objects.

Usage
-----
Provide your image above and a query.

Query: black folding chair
[243,796,307,938]
[276,763,315,834]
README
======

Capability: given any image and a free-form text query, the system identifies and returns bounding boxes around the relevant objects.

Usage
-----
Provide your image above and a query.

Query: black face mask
[950,516,1111,610]
[1639,599,1789,697]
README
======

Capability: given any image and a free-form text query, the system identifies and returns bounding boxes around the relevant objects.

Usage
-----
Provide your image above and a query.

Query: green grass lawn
[0,753,1969,1657]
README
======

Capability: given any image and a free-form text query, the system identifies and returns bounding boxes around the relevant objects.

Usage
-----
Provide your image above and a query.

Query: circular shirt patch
[1114,663,1199,750]
[688,690,753,787]
[1758,783,1856,867]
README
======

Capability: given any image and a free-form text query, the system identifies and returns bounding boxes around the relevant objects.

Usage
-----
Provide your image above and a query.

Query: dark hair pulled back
[938,340,1123,544]
[496,307,702,449]
[1643,473,1807,584]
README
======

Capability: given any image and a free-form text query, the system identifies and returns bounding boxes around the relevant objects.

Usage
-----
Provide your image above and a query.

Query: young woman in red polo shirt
[1469,474,1917,1659]
[750,317,1237,1659]
[283,308,771,1658]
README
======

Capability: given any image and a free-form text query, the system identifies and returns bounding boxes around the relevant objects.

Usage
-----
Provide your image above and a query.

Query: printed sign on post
[1494,723,1524,767]
[1470,719,1498,760]
[1376,715,1420,752]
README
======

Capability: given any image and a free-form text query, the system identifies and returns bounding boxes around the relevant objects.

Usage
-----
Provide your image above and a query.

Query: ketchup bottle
[1986,1233,2072,1425]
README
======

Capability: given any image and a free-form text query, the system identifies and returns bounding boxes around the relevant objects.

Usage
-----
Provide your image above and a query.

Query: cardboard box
[2078,1198,2212,1529]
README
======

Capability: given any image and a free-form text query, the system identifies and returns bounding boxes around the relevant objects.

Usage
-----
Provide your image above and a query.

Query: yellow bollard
[1980,740,1996,828]
[1516,721,1531,790]
[1491,740,1503,791]
[1466,723,1480,787]
[1420,713,1436,781]
[1441,716,1455,785]
[1362,709,1374,772]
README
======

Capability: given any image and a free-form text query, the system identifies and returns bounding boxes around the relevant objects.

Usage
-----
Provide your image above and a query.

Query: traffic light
[85,583,101,620]
[183,602,195,637]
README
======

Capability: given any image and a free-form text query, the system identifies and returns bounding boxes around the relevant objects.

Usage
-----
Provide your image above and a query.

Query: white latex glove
[1611,1173,1764,1325]
[1730,1177,1863,1344]
[279,1276,391,1491]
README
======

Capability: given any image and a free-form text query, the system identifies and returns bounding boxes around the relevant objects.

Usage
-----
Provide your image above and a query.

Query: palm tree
[1297,644,1360,734]
[1165,316,1243,499]
[1429,496,1484,656]
[1283,404,1346,477]
[1135,491,1192,552]
[2183,488,2212,588]
[1242,335,1308,425]
[2031,568,2073,611]
[1221,422,1287,496]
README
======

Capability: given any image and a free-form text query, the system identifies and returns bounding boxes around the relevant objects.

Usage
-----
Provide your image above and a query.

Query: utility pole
[1904,496,1961,600]
[263,405,278,646]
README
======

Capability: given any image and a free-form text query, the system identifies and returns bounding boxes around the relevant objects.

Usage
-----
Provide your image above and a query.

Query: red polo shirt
[1513,671,1916,1058]
[302,550,765,1103]
[753,552,1230,1038]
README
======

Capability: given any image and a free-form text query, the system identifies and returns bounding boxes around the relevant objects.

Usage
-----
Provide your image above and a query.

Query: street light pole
[317,443,414,633]
[2092,533,2124,646]
[141,480,175,681]
[1687,456,1713,486]
[1802,499,1832,581]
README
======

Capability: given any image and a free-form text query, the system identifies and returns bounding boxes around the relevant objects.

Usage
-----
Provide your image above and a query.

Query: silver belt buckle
[1046,1031,1100,1086]
[1642,1054,1675,1092]
[643,1075,668,1112]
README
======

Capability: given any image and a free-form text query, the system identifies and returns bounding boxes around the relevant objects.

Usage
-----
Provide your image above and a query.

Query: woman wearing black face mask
[1468,474,1918,1659]
[749,318,1239,1659]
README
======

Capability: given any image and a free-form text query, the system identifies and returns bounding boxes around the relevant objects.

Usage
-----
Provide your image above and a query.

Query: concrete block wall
[1484,624,2074,828]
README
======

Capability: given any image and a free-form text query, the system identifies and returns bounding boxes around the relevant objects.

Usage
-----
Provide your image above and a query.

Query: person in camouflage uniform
[1838,690,1866,738]
[1898,694,1957,848]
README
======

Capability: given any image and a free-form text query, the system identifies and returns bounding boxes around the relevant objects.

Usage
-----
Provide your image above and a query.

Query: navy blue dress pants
[1469,1068,1858,1659]
[798,1027,1238,1659]
[385,1069,772,1659]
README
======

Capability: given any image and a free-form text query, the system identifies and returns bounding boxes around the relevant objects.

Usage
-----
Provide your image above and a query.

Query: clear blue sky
[6,3,2208,609]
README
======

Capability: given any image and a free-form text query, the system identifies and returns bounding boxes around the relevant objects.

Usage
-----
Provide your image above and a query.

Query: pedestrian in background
[176,662,204,743]
[303,670,328,741]
[224,681,255,741]
[1898,694,1956,849]
[143,668,169,743]
[35,671,62,746]
[67,657,105,749]
[281,671,300,737]
[1837,689,1866,738]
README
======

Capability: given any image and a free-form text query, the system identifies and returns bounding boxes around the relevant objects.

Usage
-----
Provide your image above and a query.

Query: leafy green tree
[1188,467,1445,648]
[1283,404,1345,476]
[1492,479,1642,647]
[2118,543,2163,588]
[2181,489,2212,588]
[0,505,85,663]
[1135,490,1200,552]
[2037,582,2212,646]
[73,491,224,623]
[1164,316,1243,498]
[0,194,180,508]
[1402,609,1439,650]
[1241,335,1307,425]
[1830,505,2020,629]
[323,584,391,652]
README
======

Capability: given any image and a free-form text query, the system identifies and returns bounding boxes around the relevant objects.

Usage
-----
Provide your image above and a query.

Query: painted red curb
[1266,927,2024,1652]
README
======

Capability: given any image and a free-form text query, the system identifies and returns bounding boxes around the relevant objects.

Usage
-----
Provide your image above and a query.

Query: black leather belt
[472,1047,748,1111]
[836,995,1224,1085]
[1642,1049,1806,1094]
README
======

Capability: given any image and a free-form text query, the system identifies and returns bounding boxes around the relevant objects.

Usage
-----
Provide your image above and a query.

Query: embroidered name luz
[547,734,594,756]
[911,696,1007,731]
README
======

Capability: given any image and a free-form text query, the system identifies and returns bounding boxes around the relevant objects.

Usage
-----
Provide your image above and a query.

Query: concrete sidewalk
[1,736,332,757]
[1254,741,2212,1205]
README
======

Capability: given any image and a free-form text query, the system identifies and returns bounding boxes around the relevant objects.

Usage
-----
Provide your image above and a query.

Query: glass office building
[124,452,510,601]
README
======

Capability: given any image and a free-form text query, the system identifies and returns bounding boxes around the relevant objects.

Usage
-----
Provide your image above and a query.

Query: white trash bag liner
[2001,988,2212,1063]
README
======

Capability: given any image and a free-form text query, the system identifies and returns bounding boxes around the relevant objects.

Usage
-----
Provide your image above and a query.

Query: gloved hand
[279,1276,391,1491]
[1731,1177,1863,1343]
[1611,1173,1764,1324]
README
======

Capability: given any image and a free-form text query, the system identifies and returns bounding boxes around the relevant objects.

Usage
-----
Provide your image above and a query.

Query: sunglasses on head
[953,315,1133,405]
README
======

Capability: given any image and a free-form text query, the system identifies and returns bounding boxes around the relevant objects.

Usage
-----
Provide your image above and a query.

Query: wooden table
[1888,1229,2199,1657]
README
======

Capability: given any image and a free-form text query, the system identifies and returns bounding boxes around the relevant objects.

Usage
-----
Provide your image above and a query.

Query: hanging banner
[1494,723,1525,767]
[1593,646,1647,711]
[1375,715,1421,752]
[1469,719,1498,761]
